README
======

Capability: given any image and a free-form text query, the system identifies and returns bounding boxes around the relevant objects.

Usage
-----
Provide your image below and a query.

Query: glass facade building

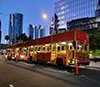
[95,0,100,23]
[8,13,23,44]
[95,0,100,17]
[40,27,45,38]
[34,26,38,39]
[29,24,34,39]
[55,0,99,28]
[67,17,100,35]
[32,25,45,39]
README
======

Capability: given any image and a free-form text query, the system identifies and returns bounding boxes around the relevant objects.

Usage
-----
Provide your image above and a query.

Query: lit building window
[61,6,65,10]
[55,0,98,29]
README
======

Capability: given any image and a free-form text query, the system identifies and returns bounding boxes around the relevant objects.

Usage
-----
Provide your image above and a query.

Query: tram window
[30,47,34,51]
[57,46,60,51]
[24,48,27,52]
[70,46,72,50]
[19,48,22,50]
[31,48,33,51]
[47,47,50,52]
[49,45,51,50]
[62,46,65,50]
[49,45,51,48]
[35,47,37,51]
[7,50,10,52]
[43,47,45,51]
[81,45,83,51]
[38,47,41,51]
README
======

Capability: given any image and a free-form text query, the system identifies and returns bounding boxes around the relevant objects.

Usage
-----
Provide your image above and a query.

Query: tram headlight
[20,55,25,59]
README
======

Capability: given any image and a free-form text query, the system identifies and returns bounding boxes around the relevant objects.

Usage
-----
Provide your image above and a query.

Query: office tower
[55,0,98,29]
[95,0,100,18]
[34,26,38,39]
[8,13,23,44]
[32,25,45,39]
[40,27,45,38]
[28,24,34,39]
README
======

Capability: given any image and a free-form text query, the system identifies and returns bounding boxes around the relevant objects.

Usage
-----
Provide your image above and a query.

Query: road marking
[85,66,100,71]
[9,84,14,87]
[80,75,100,85]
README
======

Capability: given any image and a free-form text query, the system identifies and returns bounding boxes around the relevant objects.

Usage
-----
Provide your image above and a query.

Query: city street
[0,55,100,87]
[1,0,100,87]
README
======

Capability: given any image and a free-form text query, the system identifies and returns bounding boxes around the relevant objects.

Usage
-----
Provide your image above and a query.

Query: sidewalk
[90,61,100,68]
[85,61,100,71]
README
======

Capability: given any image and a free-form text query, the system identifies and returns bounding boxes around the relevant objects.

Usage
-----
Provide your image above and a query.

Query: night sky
[0,0,58,43]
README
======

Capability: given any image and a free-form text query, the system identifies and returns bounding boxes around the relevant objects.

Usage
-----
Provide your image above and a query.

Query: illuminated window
[38,47,41,51]
[61,6,65,10]
[35,47,37,51]
[57,46,60,51]
[42,47,45,51]
[61,45,65,50]
[61,16,65,19]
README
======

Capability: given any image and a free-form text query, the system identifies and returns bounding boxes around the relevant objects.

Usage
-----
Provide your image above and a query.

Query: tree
[28,35,32,40]
[17,33,28,42]
[21,33,28,41]
[89,32,100,50]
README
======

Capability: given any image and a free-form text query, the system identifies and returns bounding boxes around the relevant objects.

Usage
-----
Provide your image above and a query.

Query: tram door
[66,42,75,66]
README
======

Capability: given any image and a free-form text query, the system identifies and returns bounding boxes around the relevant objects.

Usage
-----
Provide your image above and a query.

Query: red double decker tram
[6,29,89,66]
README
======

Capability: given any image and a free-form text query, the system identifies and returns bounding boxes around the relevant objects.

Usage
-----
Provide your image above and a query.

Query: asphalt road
[0,55,100,87]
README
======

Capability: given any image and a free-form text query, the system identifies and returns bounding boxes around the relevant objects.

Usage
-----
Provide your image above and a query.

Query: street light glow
[42,13,48,20]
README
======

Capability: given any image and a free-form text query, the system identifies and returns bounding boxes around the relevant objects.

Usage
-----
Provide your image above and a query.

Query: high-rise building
[95,0,100,18]
[8,13,23,44]
[0,20,1,43]
[32,25,45,39]
[34,26,38,39]
[95,0,100,31]
[55,0,98,29]
[40,27,45,38]
[28,24,34,39]
[67,17,99,35]
[67,0,100,35]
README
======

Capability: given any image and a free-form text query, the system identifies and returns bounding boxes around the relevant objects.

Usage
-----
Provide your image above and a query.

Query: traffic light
[54,13,59,34]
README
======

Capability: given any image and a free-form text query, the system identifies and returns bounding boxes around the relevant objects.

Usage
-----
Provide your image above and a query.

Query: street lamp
[42,13,52,22]
[42,13,48,20]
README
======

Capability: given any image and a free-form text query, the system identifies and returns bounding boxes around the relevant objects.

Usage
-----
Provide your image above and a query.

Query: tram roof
[6,29,89,49]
